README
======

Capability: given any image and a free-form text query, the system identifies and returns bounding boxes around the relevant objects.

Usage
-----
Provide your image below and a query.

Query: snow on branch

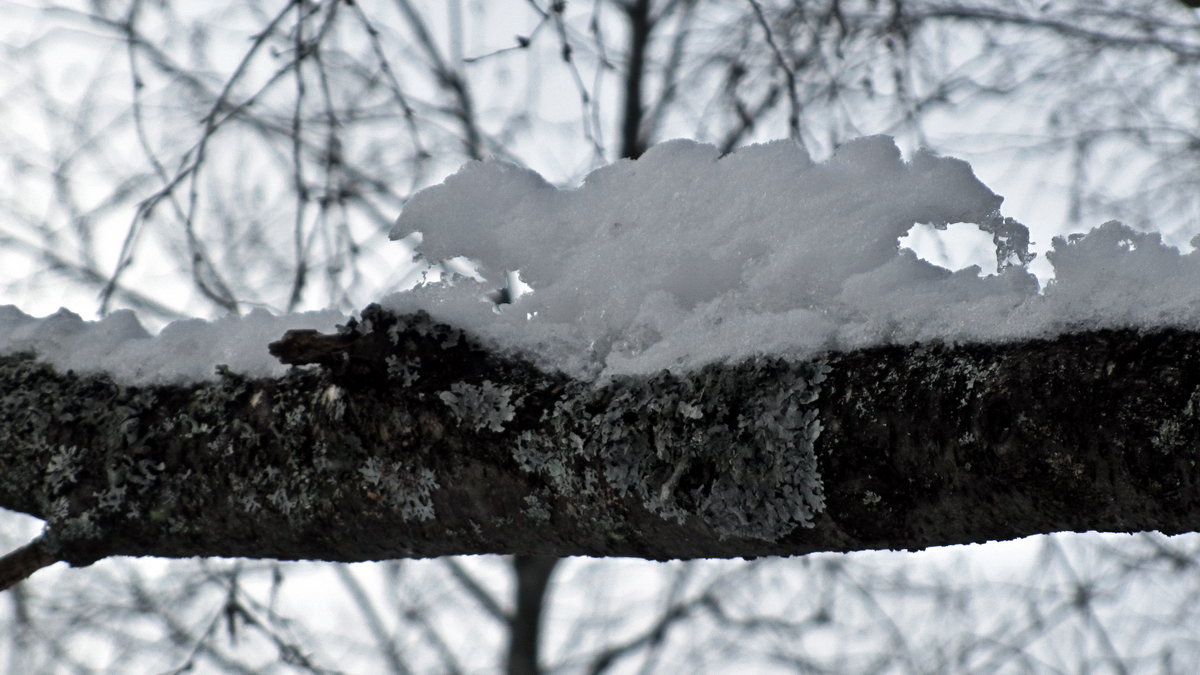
[4,136,1200,583]
[3,306,1200,586]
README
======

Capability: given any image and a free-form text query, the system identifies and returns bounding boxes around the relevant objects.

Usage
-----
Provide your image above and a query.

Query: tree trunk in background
[506,556,559,675]
[505,3,658,662]
[620,0,653,160]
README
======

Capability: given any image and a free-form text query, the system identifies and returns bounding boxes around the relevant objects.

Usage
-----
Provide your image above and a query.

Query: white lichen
[439,380,516,433]
[513,357,831,541]
[45,444,83,491]
[359,457,438,521]
[320,385,346,421]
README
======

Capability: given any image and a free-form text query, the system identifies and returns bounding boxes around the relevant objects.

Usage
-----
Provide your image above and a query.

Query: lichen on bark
[5,305,1200,569]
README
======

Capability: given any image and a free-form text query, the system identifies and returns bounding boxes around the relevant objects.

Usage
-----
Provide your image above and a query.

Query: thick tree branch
[2,306,1200,580]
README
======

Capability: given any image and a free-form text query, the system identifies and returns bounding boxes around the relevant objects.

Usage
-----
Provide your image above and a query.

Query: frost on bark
[2,305,1200,584]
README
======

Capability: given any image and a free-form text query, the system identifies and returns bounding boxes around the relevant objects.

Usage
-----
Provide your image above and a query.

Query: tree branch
[0,537,59,591]
[620,0,653,159]
[2,306,1199,577]
[507,555,558,675]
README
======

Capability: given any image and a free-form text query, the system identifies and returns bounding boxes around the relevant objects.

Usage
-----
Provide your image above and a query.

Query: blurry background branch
[2,1,1197,324]
[1,1,1199,672]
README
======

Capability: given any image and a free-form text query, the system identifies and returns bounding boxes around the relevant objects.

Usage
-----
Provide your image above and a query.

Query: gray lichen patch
[0,342,448,565]
[337,307,835,542]
[358,457,438,520]
[0,353,175,552]
[513,358,831,541]
[439,381,516,433]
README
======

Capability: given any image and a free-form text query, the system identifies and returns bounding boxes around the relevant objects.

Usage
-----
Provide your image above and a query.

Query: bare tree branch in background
[3,1,1197,319]
[2,1,1200,673]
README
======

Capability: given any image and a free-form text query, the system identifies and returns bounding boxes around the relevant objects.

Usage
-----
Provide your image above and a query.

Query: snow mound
[5,136,1199,383]
[387,136,1199,378]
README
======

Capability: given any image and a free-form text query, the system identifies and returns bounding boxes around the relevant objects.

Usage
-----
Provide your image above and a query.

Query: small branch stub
[0,536,59,591]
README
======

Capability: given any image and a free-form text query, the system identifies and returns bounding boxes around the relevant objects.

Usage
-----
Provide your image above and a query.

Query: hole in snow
[900,222,997,275]
[488,270,534,309]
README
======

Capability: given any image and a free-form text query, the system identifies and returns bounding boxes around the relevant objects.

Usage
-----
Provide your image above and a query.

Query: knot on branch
[267,305,532,389]
[268,329,357,367]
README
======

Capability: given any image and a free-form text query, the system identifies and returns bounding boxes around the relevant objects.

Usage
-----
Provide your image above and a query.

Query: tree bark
[2,305,1199,574]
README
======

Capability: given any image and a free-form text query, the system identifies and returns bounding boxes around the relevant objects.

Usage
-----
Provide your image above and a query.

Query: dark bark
[0,537,56,591]
[2,305,1200,575]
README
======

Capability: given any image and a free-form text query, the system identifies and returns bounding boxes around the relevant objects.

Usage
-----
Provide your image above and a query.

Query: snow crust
[4,135,1200,383]
[387,136,1200,378]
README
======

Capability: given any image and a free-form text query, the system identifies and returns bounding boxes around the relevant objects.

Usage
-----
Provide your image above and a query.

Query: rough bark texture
[2,305,1199,570]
